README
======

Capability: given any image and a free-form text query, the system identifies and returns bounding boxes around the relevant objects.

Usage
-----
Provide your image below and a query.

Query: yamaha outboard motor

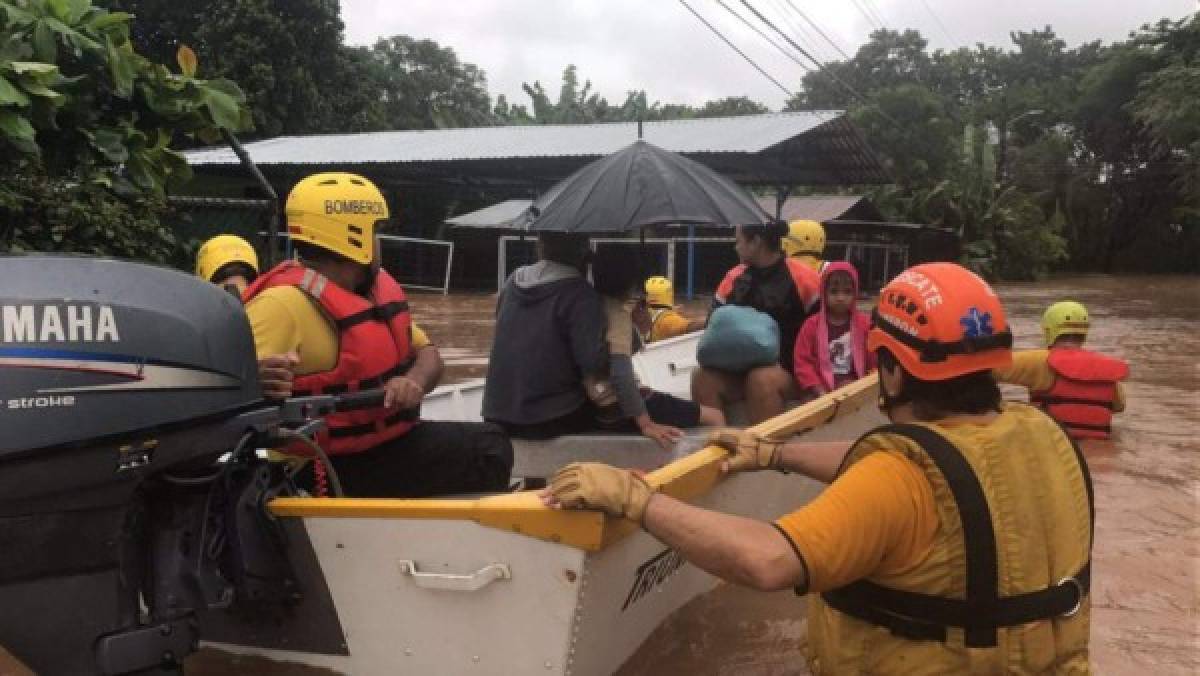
[0,255,319,674]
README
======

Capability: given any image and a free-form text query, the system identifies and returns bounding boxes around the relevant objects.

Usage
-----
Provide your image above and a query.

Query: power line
[861,0,890,29]
[917,0,959,46]
[782,0,852,60]
[677,0,796,98]
[715,0,811,70]
[737,0,872,108]
[763,0,832,65]
[849,0,883,31]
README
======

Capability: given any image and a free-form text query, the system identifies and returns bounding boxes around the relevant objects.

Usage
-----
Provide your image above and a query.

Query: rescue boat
[199,375,884,675]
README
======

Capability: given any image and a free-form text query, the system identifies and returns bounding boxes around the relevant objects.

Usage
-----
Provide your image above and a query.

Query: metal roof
[755,194,884,222]
[448,194,885,230]
[445,199,532,229]
[184,111,889,187]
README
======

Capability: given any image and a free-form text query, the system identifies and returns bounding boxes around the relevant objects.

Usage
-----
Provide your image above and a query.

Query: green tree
[107,0,352,136]
[695,96,767,118]
[366,35,494,129]
[1,0,252,263]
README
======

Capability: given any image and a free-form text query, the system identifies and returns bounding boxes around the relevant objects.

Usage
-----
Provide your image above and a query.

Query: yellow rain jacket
[807,404,1093,675]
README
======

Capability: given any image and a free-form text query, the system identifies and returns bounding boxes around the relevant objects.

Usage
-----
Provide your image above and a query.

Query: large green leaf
[85,11,133,34]
[47,0,90,25]
[0,4,38,27]
[0,76,31,107]
[44,16,102,54]
[32,21,56,63]
[9,61,60,78]
[199,80,249,131]
[88,126,128,163]
[0,109,39,154]
[105,37,135,98]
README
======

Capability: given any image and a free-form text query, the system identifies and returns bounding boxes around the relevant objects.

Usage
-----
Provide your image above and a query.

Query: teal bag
[697,305,780,372]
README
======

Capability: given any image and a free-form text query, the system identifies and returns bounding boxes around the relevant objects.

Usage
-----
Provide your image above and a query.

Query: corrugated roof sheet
[185,111,845,166]
[445,199,532,228]
[447,194,884,230]
[755,195,879,222]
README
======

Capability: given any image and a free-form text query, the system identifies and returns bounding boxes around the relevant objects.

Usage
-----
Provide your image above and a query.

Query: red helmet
[867,263,1013,380]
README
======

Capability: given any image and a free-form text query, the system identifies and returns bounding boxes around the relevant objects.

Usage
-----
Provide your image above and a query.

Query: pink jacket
[792,261,875,393]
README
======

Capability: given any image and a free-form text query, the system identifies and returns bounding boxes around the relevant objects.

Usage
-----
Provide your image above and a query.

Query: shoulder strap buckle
[1057,576,1084,617]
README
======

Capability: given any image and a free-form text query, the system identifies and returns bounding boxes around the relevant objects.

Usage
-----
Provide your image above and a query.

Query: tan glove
[708,428,784,473]
[545,462,656,523]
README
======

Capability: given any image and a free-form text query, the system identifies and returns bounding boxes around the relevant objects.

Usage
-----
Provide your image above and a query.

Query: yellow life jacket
[807,404,1094,675]
[645,306,672,343]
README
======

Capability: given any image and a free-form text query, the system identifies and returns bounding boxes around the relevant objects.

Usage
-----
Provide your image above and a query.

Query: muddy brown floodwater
[189,275,1198,675]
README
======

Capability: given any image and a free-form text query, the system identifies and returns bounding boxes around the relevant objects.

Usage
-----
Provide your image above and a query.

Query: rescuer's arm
[245,292,303,400]
[993,349,1055,392]
[385,344,443,410]
[708,429,853,484]
[543,452,934,594]
[641,491,807,591]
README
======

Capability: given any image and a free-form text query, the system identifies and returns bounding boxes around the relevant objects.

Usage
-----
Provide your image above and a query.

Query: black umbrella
[520,140,772,233]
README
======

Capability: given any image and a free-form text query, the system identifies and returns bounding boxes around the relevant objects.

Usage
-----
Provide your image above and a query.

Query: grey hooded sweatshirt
[482,261,610,426]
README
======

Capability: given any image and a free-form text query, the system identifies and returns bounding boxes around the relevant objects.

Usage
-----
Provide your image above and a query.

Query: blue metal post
[686,223,696,300]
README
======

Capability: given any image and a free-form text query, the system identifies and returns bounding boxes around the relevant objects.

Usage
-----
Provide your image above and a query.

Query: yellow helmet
[1042,301,1090,346]
[195,234,259,283]
[645,276,674,307]
[782,219,826,258]
[285,172,388,265]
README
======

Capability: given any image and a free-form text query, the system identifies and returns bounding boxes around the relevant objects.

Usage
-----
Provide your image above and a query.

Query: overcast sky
[341,0,1195,110]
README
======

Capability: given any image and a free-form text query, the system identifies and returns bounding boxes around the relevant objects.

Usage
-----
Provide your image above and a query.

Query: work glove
[707,428,784,473]
[544,462,656,523]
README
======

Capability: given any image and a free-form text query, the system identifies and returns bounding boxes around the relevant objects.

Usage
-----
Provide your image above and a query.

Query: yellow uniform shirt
[647,307,692,343]
[994,348,1125,412]
[775,451,938,592]
[245,286,430,375]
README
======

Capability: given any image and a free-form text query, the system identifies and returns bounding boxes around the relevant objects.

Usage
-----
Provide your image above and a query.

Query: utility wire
[737,0,871,108]
[715,0,811,70]
[849,0,884,31]
[764,0,831,65]
[861,0,890,29]
[782,0,852,60]
[738,0,908,135]
[678,0,796,98]
[917,0,959,46]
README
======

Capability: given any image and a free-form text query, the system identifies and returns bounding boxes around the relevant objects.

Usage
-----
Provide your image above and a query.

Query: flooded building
[177,111,942,293]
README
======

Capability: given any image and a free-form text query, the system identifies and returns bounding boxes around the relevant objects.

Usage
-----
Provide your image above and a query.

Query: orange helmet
[867,263,1013,380]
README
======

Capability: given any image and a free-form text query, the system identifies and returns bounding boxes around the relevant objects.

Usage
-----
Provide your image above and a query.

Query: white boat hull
[419,331,702,424]
[202,354,883,675]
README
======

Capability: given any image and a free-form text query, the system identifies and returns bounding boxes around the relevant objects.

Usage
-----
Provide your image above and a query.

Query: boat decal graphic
[621,548,686,611]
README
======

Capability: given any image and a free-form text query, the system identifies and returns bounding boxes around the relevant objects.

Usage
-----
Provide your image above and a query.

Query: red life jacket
[1032,348,1129,440]
[244,261,418,455]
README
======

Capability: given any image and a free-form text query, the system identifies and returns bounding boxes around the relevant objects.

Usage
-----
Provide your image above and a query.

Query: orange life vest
[716,257,821,310]
[1032,348,1129,440]
[244,261,418,455]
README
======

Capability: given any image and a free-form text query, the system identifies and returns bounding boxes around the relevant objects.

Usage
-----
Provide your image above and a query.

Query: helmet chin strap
[878,377,912,418]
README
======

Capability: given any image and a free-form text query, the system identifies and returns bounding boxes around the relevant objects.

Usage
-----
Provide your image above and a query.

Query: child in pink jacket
[792,261,875,399]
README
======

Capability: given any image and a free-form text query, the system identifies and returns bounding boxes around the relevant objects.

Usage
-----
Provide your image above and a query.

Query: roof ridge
[196,110,849,146]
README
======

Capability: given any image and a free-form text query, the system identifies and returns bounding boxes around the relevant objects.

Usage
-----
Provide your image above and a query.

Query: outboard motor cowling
[0,255,298,674]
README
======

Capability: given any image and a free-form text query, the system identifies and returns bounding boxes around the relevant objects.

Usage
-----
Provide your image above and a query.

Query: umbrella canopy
[520,140,772,233]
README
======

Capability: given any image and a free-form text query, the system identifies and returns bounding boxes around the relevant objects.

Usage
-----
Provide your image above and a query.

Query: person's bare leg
[692,367,733,410]
[698,404,726,427]
[744,365,796,424]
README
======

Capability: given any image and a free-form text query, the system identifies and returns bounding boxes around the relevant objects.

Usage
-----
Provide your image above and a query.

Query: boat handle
[397,560,511,592]
[667,359,698,377]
